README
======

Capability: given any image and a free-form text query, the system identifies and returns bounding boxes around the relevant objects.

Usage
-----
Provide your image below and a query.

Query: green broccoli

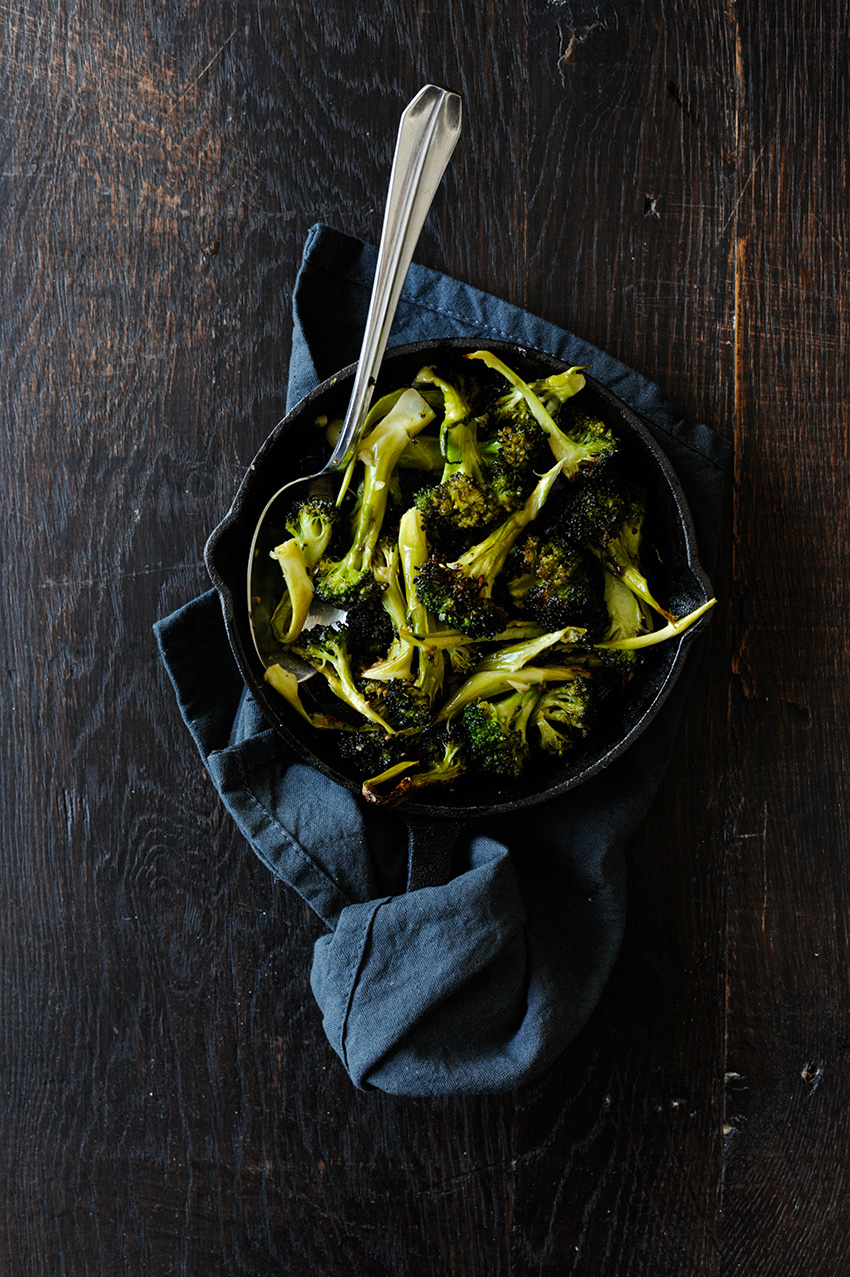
[360,541,416,682]
[461,685,542,776]
[293,625,395,731]
[284,495,341,569]
[414,366,487,485]
[398,506,446,709]
[263,662,356,730]
[314,388,435,608]
[529,677,595,757]
[414,461,563,637]
[505,533,608,636]
[413,472,501,547]
[468,351,616,478]
[361,728,468,804]
[560,479,674,622]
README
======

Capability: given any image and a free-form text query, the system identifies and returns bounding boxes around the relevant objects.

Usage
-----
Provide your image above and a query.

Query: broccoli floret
[315,388,435,608]
[361,727,468,805]
[360,677,433,733]
[342,599,395,670]
[414,557,509,638]
[530,677,595,757]
[506,533,608,636]
[461,685,542,777]
[413,472,501,547]
[268,538,314,644]
[397,507,447,709]
[335,724,402,774]
[468,351,616,479]
[414,462,563,637]
[560,479,674,622]
[284,496,341,569]
[293,625,395,731]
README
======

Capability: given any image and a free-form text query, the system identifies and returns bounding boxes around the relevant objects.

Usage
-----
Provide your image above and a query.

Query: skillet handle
[405,816,466,892]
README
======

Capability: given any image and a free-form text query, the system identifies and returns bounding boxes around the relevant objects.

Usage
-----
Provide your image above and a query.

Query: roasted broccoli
[506,533,608,636]
[293,625,395,731]
[314,388,435,608]
[268,538,313,644]
[415,462,563,637]
[529,677,595,757]
[468,351,617,478]
[413,472,501,547]
[284,495,341,569]
[256,353,715,802]
[461,685,542,776]
[559,478,674,622]
[361,727,468,804]
[360,541,416,682]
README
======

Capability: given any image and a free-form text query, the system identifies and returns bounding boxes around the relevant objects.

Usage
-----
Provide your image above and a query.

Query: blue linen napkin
[154,223,731,1096]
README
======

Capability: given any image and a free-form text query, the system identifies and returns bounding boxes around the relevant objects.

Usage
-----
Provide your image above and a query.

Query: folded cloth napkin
[155,223,731,1097]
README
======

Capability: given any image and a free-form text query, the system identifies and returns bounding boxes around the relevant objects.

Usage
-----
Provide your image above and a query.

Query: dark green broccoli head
[414,557,508,638]
[414,473,501,545]
[560,478,646,550]
[557,407,618,476]
[361,677,433,733]
[530,676,595,757]
[461,685,541,777]
[360,726,468,804]
[342,600,394,670]
[284,496,341,568]
[313,555,381,609]
[486,416,550,471]
[504,534,607,635]
[524,540,608,636]
[336,725,403,776]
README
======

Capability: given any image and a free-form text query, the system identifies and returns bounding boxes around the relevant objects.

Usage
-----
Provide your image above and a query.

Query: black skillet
[204,339,714,889]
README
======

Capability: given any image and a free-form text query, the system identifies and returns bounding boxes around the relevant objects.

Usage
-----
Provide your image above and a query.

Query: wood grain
[2,0,848,1273]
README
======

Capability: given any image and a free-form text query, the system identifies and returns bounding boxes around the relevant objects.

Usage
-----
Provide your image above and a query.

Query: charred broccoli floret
[415,462,563,637]
[530,677,595,757]
[268,538,313,644]
[314,388,434,608]
[461,685,542,777]
[360,541,416,682]
[284,495,341,568]
[506,533,608,636]
[414,557,509,638]
[468,351,616,479]
[293,625,395,731]
[560,479,674,622]
[361,727,468,804]
[413,472,501,547]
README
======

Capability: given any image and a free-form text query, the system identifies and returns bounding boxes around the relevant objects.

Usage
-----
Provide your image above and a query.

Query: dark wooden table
[3,2,847,1273]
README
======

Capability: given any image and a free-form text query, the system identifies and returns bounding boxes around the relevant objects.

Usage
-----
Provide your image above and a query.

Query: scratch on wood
[556,22,601,83]
[166,28,236,117]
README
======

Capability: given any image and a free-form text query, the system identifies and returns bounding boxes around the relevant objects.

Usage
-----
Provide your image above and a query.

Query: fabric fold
[154,222,731,1096]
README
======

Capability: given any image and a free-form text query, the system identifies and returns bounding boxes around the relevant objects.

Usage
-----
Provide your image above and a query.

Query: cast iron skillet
[205,339,713,889]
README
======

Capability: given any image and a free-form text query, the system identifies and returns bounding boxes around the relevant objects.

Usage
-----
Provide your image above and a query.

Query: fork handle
[325,85,462,471]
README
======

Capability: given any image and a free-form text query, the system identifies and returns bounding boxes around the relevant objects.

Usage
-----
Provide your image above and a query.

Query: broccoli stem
[268,538,314,644]
[595,598,716,649]
[415,366,486,485]
[317,389,435,606]
[435,664,589,723]
[263,663,353,729]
